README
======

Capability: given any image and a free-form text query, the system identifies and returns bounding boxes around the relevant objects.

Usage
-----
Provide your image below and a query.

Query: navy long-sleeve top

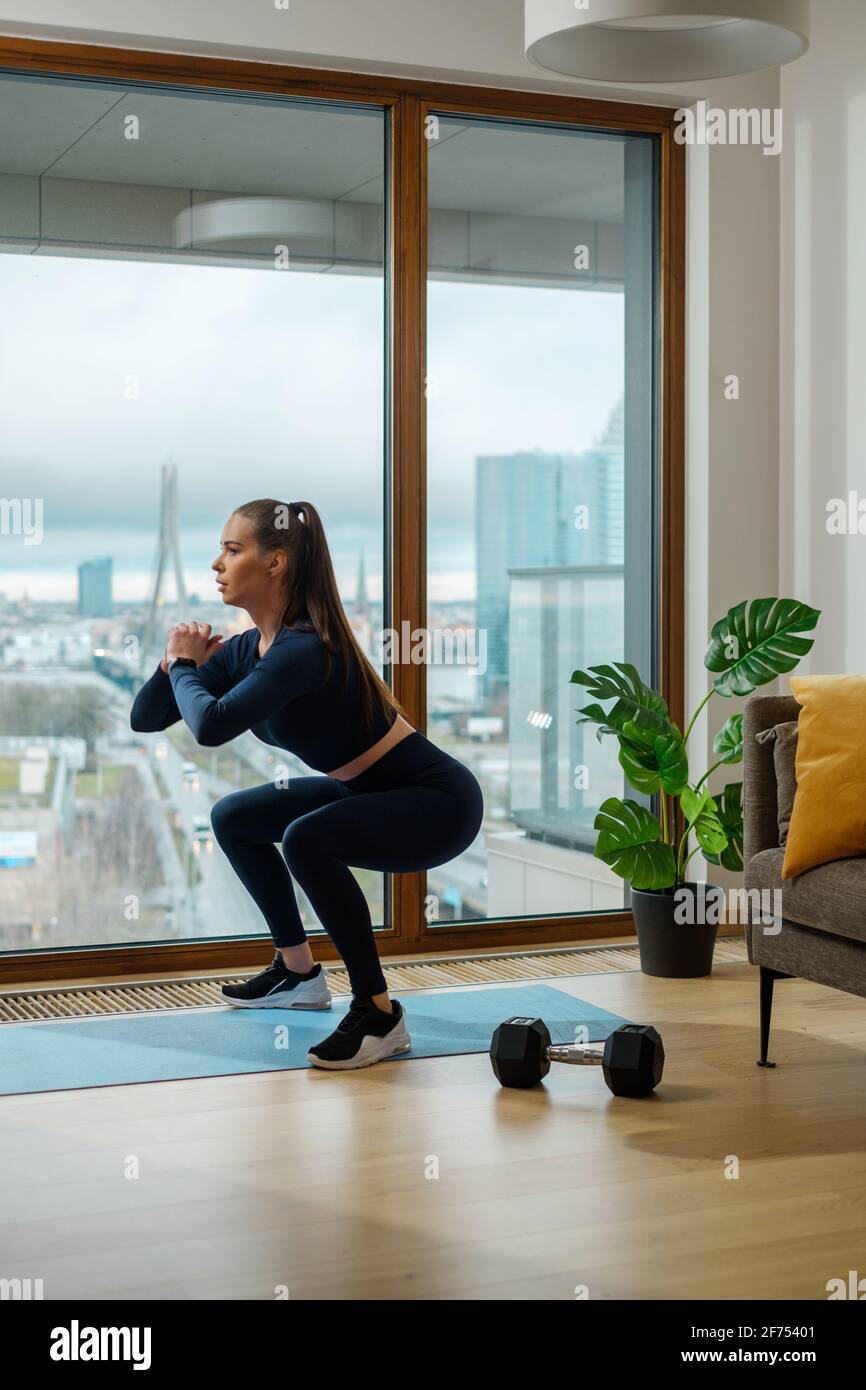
[129,623,396,773]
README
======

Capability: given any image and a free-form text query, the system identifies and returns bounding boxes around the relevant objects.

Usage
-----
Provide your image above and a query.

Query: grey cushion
[749,846,866,945]
[755,720,798,845]
[743,694,801,868]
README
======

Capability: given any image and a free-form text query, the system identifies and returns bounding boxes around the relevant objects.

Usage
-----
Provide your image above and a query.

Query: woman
[130,499,484,1071]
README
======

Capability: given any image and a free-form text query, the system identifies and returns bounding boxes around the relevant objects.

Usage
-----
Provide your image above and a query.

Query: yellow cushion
[782,675,866,879]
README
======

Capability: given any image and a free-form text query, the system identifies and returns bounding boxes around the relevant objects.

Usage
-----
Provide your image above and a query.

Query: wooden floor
[2,957,865,1301]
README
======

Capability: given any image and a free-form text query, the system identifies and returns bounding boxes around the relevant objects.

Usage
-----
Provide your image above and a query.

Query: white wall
[0,0,783,848]
[684,69,780,884]
[781,0,866,675]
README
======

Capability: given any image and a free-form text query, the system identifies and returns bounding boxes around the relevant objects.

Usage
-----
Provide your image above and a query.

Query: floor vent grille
[0,938,749,1024]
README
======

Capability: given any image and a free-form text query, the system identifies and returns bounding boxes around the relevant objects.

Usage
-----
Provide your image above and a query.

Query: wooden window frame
[0,37,684,984]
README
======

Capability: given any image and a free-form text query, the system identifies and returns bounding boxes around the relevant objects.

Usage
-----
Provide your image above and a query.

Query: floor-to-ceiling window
[0,50,679,978]
[425,114,658,928]
[0,74,388,952]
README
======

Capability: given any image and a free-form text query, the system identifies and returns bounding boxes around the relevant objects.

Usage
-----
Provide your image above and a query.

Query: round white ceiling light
[173,197,333,249]
[525,1,810,82]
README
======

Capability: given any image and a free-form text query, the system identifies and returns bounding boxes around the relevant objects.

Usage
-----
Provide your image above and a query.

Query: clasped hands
[160,621,224,673]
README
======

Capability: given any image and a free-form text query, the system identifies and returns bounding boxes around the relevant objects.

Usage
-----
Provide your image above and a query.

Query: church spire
[356,542,369,614]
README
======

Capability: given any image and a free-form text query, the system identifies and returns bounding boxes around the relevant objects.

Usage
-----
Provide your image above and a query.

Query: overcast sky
[0,254,623,598]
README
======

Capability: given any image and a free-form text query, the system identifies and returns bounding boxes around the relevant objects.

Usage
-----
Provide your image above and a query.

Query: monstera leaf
[713,713,744,766]
[680,786,728,857]
[704,599,821,698]
[571,662,676,744]
[618,722,689,796]
[572,663,686,799]
[654,729,690,793]
[703,782,744,872]
[594,797,676,890]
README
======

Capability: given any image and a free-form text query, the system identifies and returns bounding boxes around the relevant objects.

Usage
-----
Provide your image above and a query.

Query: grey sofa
[743,693,866,1067]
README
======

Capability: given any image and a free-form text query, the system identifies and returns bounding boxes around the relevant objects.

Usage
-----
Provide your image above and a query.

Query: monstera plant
[570,599,821,893]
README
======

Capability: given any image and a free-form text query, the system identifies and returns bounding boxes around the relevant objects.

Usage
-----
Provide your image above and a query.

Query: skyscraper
[475,395,624,702]
[77,556,113,617]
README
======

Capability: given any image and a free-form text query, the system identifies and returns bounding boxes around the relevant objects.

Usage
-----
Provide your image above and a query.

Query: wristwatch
[167,657,197,673]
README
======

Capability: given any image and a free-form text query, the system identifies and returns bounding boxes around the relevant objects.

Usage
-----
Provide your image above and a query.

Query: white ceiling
[0,74,628,221]
[0,77,384,200]
[429,119,625,221]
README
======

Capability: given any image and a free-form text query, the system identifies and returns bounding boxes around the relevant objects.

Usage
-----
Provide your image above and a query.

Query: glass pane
[425,114,658,925]
[0,73,387,951]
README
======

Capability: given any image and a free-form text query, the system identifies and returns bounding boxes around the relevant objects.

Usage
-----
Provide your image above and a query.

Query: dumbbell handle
[546,1044,604,1066]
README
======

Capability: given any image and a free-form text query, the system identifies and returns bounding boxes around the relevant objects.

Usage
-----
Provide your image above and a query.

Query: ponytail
[233,498,408,739]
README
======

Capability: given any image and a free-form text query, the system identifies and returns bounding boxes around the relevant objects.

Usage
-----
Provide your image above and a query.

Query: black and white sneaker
[307,996,411,1070]
[221,952,332,1010]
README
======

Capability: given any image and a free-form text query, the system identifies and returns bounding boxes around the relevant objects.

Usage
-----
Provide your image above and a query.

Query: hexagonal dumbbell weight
[490,1017,664,1097]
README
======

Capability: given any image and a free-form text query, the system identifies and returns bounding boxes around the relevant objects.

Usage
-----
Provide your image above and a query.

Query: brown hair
[233,498,408,740]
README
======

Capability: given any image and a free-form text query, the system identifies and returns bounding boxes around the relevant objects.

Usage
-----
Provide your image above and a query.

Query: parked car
[192,812,213,854]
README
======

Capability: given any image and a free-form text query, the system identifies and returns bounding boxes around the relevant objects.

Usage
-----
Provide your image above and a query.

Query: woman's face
[211,513,286,610]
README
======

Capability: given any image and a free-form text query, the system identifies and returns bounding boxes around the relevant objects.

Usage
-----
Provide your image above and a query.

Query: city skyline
[0,419,622,611]
[0,396,625,605]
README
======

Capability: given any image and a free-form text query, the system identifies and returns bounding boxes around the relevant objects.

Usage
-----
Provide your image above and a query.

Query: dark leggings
[209,731,484,997]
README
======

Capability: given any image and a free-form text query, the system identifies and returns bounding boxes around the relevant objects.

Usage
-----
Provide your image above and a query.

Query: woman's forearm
[130,664,181,732]
[168,664,241,746]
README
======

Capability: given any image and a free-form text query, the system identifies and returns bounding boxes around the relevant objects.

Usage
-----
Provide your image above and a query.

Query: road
[76,669,495,941]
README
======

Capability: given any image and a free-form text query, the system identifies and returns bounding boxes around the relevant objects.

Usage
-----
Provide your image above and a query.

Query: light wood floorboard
[2,960,864,1300]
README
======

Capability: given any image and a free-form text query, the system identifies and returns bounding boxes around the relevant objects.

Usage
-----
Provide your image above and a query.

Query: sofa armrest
[743,693,801,871]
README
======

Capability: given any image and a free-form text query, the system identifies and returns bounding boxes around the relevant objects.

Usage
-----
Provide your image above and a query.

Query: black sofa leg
[757,966,792,1068]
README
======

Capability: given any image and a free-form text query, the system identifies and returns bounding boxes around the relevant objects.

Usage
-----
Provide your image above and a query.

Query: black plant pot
[630,882,723,979]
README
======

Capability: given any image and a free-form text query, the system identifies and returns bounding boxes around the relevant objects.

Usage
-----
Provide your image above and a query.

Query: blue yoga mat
[0,983,631,1096]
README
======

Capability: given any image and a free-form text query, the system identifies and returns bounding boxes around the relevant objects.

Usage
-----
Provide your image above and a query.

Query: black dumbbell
[490,1017,664,1097]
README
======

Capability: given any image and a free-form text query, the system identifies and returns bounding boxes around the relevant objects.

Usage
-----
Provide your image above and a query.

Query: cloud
[0,254,622,537]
